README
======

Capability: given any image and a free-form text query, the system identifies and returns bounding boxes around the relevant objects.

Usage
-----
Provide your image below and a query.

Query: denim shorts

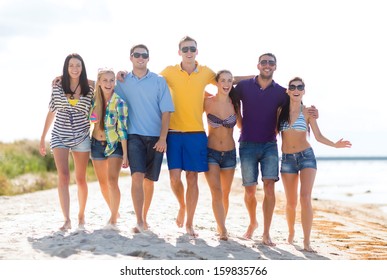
[127,134,164,181]
[207,148,237,170]
[51,135,91,152]
[280,147,317,174]
[239,141,279,186]
[90,137,123,160]
[166,132,208,172]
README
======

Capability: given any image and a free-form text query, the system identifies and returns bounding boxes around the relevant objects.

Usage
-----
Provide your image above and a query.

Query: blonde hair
[94,68,115,131]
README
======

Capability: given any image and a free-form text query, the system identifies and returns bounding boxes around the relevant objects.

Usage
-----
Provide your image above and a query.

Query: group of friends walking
[39,36,351,253]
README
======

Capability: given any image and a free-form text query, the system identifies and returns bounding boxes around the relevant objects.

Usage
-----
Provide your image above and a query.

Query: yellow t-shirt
[160,63,215,132]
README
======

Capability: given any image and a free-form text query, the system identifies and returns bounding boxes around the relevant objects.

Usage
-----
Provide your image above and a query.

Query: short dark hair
[259,53,277,63]
[130,44,149,56]
[179,36,197,49]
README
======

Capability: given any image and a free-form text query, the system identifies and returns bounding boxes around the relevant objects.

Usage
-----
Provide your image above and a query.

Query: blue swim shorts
[166,132,208,172]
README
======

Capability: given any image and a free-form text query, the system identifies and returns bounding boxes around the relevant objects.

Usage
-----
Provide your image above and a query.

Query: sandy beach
[1,169,386,262]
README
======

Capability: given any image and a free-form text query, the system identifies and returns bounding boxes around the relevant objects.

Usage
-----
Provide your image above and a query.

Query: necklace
[69,83,80,99]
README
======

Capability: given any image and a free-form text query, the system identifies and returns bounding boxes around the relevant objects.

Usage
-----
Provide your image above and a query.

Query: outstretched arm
[309,117,352,148]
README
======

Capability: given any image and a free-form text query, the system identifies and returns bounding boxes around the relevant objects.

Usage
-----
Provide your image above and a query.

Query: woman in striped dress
[40,53,93,231]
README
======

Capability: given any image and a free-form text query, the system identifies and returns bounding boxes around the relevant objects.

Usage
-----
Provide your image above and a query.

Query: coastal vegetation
[0,140,97,196]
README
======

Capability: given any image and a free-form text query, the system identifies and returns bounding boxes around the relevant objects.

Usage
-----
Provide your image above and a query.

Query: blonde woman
[90,69,128,230]
[277,77,351,252]
[40,53,93,231]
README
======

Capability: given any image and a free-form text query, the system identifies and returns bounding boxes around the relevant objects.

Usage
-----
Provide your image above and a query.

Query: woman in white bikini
[277,77,352,252]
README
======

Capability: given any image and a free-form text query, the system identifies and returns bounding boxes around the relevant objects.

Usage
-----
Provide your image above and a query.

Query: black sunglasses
[131,52,149,59]
[288,84,305,91]
[259,60,276,67]
[181,46,197,53]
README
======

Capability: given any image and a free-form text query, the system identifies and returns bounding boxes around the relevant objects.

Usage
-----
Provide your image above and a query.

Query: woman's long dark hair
[62,53,90,96]
[276,77,305,132]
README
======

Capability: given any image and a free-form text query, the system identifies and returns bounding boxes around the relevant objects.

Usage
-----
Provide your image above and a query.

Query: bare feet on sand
[242,222,258,239]
[262,234,276,246]
[219,231,228,241]
[303,242,317,253]
[176,207,185,228]
[132,224,145,234]
[59,220,71,231]
[186,226,198,238]
[103,223,119,231]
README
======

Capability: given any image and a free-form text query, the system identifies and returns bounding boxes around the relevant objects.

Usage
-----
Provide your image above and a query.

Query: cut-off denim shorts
[90,137,123,160]
[51,135,91,152]
[280,147,317,174]
[207,148,237,170]
[239,141,279,186]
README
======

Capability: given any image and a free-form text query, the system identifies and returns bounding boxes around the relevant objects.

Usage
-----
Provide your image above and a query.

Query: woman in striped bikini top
[207,113,237,129]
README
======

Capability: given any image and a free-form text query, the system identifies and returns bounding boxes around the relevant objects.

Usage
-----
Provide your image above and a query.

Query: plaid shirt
[92,92,128,156]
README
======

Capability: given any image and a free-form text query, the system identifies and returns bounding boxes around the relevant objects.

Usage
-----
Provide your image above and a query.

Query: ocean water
[232,158,387,208]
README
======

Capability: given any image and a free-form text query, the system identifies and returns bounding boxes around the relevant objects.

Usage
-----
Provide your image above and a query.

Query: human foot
[242,222,258,239]
[59,220,71,231]
[186,226,198,238]
[176,207,185,228]
[262,234,276,246]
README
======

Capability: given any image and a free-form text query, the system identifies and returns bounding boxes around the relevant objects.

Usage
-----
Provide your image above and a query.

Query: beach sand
[0,170,386,261]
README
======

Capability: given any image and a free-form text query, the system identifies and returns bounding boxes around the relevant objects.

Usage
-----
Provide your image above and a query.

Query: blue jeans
[280,147,317,174]
[239,141,279,186]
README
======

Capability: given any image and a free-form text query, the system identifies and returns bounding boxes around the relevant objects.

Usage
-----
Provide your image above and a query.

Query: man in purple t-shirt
[235,53,317,245]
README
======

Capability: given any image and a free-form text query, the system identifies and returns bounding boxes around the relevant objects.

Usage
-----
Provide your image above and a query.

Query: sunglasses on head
[288,84,305,91]
[181,46,197,53]
[259,60,276,66]
[131,52,149,59]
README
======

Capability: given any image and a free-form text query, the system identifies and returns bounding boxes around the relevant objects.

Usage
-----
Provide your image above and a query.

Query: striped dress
[49,85,93,149]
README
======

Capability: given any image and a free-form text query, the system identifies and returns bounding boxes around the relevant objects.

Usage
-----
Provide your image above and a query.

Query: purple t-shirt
[235,77,287,143]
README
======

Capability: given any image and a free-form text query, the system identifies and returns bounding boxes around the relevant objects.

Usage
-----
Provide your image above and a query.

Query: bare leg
[281,173,299,244]
[204,165,227,240]
[185,171,199,237]
[143,178,154,230]
[92,159,111,211]
[107,157,122,225]
[169,169,185,228]
[52,148,71,231]
[243,185,258,239]
[262,179,276,246]
[72,151,89,227]
[131,172,145,232]
[300,168,317,252]
[220,168,235,219]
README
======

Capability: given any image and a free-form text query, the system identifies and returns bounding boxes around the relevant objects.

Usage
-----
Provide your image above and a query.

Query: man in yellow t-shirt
[160,36,215,237]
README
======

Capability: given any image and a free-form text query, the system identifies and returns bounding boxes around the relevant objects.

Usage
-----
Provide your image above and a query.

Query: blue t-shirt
[115,70,174,136]
[235,76,287,143]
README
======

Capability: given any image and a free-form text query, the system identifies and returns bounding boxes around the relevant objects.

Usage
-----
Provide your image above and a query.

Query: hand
[307,105,319,119]
[39,139,46,156]
[52,76,62,87]
[334,138,352,148]
[153,139,167,153]
[122,156,129,168]
[116,71,128,82]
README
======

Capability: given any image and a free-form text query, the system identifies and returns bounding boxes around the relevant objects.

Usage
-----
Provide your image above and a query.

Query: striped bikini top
[279,106,308,132]
[207,113,237,128]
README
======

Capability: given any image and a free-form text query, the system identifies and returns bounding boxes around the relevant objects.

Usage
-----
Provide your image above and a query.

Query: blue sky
[1,0,386,157]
